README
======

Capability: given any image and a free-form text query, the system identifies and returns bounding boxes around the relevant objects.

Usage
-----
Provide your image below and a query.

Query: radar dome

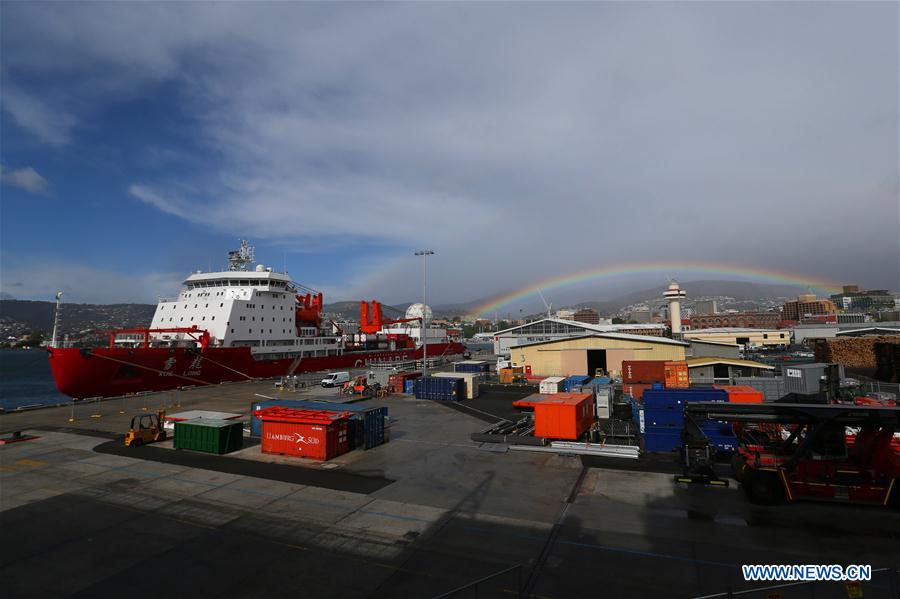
[405,303,433,321]
[255,264,266,272]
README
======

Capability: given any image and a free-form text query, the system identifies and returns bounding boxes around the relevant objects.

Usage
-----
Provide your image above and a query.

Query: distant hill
[0,300,156,335]
[565,280,809,314]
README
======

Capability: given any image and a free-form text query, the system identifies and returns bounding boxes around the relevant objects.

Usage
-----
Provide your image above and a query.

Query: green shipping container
[174,418,244,454]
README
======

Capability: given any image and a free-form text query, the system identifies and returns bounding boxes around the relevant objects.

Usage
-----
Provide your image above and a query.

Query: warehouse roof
[688,339,740,347]
[493,317,667,336]
[685,357,775,370]
[683,327,783,334]
[834,327,900,337]
[513,332,689,349]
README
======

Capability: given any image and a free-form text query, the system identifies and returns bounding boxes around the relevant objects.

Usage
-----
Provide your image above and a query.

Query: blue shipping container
[414,376,463,401]
[641,387,736,452]
[454,361,490,373]
[250,399,388,449]
[562,376,593,392]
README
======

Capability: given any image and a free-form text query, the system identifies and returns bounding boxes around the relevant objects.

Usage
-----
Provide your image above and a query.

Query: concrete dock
[1,380,898,598]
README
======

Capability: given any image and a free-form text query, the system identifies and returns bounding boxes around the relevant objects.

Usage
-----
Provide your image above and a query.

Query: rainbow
[467,261,843,317]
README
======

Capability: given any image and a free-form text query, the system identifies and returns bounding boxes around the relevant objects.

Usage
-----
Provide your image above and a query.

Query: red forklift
[680,402,900,508]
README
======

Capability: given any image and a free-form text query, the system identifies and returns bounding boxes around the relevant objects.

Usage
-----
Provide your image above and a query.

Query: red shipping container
[534,393,595,440]
[256,407,350,460]
[715,385,764,404]
[623,360,689,387]
[622,383,652,401]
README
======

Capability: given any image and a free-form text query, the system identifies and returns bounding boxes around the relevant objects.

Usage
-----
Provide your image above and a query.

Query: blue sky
[1,2,898,309]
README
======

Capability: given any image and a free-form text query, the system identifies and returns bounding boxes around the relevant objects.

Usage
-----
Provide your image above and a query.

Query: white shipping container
[432,372,480,399]
[539,376,566,394]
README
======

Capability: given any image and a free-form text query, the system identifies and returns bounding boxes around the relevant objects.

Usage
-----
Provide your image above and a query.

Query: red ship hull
[48,343,467,399]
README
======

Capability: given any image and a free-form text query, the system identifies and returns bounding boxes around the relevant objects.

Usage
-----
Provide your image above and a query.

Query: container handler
[124,410,167,447]
[678,402,900,508]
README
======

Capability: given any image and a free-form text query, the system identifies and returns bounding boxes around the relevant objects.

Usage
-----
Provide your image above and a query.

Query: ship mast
[50,291,63,348]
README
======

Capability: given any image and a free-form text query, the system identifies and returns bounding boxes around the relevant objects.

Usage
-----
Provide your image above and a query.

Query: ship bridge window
[240,280,250,286]
[220,303,224,307]
[211,316,215,320]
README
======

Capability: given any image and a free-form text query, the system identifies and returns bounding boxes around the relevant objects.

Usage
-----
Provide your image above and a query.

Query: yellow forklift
[124,410,167,447]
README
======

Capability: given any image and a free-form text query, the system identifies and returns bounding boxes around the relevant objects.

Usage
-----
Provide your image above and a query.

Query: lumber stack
[813,336,900,371]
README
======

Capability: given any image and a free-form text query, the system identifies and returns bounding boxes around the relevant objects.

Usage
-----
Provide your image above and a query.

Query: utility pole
[50,292,63,348]
[414,250,434,378]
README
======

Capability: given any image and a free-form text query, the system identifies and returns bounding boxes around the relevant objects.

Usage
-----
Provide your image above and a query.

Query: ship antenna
[227,239,255,272]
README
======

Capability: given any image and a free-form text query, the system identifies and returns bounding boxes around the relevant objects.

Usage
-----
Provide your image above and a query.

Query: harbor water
[0,349,68,410]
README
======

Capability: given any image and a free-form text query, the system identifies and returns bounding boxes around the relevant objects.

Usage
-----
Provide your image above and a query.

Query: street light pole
[414,250,434,379]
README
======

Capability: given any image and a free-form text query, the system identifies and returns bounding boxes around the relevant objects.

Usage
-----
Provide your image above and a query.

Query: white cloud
[0,262,183,304]
[0,85,76,146]
[0,165,51,194]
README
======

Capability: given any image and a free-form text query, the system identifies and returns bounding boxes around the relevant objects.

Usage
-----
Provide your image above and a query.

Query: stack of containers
[539,376,566,394]
[433,371,480,399]
[641,387,736,452]
[562,375,593,392]
[622,360,689,401]
[454,360,490,373]
[533,393,595,440]
[388,371,422,394]
[249,399,388,450]
[255,407,350,460]
[414,376,463,401]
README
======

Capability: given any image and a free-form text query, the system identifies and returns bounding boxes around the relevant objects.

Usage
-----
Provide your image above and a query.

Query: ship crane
[359,300,422,334]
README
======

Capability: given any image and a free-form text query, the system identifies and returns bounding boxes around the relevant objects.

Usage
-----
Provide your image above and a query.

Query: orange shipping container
[715,385,764,404]
[499,367,524,384]
[663,362,690,388]
[534,393,595,440]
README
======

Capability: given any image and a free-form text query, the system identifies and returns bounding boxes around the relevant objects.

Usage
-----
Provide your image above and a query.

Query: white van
[321,371,351,387]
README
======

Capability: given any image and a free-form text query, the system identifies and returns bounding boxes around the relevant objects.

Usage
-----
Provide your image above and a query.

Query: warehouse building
[687,339,741,359]
[792,322,900,345]
[492,318,667,356]
[686,357,775,382]
[682,327,789,348]
[508,333,688,378]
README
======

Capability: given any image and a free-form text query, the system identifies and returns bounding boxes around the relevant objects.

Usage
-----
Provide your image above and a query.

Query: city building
[508,333,688,377]
[682,327,789,348]
[572,308,600,325]
[628,306,653,323]
[693,300,718,315]
[555,309,576,320]
[781,294,838,322]
[491,318,667,356]
[690,311,781,330]
[829,286,896,313]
